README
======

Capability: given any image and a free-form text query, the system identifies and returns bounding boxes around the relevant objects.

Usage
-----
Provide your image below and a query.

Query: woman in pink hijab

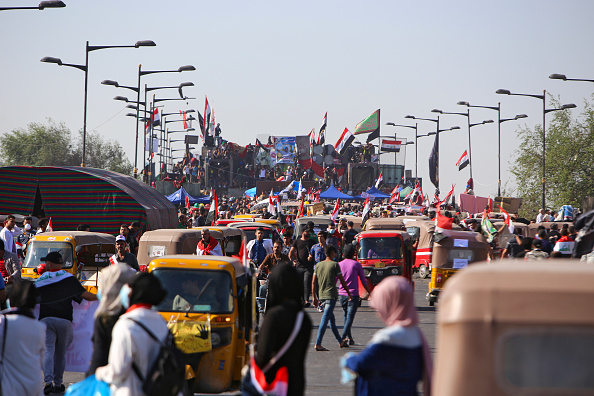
[344,276,432,396]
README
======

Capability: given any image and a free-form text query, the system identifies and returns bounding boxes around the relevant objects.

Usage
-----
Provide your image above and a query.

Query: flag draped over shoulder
[34,270,83,303]
[455,150,469,171]
[354,109,380,143]
[428,135,439,189]
[334,128,355,156]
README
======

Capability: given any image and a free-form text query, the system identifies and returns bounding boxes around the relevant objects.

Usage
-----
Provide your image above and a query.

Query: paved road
[63,276,436,395]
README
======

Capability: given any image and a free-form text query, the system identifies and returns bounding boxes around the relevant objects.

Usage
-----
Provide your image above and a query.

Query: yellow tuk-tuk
[435,261,594,396]
[362,218,406,231]
[426,229,489,306]
[21,231,116,292]
[148,255,256,393]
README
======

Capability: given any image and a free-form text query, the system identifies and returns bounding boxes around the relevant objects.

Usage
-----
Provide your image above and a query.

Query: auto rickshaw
[294,215,334,234]
[228,222,281,243]
[434,261,594,396]
[491,221,528,256]
[426,229,489,306]
[362,217,406,231]
[340,215,364,232]
[355,230,413,294]
[404,220,436,279]
[527,221,573,238]
[201,226,247,263]
[137,229,225,269]
[21,231,116,292]
[148,255,256,393]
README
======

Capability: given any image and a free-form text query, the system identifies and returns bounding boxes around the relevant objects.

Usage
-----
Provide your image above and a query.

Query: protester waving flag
[455,150,469,171]
[331,199,340,222]
[499,205,515,234]
[268,190,277,216]
[481,209,498,243]
[374,172,383,189]
[206,190,218,225]
[296,199,304,219]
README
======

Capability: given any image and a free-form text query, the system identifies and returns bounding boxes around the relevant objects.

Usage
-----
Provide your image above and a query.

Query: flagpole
[143,84,148,183]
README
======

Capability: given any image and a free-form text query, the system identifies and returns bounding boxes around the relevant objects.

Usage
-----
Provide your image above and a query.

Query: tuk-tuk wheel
[419,265,429,279]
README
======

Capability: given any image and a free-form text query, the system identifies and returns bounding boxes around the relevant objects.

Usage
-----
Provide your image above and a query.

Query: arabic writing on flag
[381,139,402,152]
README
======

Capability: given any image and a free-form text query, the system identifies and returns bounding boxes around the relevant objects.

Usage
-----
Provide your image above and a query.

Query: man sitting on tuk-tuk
[196,229,223,256]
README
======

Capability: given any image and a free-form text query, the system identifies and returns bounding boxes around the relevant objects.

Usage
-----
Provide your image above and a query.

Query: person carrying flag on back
[196,228,223,256]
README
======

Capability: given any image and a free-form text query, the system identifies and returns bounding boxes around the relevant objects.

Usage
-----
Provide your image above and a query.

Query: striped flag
[381,139,401,152]
[331,199,340,222]
[361,196,371,226]
[388,184,401,204]
[334,128,355,156]
[203,96,211,139]
[456,150,469,171]
[374,172,383,189]
[152,107,160,127]
[498,205,515,234]
[309,128,316,146]
[318,112,327,145]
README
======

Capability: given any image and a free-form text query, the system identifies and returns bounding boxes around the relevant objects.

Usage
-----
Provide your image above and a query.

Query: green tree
[511,95,594,218]
[0,119,133,175]
[0,119,76,166]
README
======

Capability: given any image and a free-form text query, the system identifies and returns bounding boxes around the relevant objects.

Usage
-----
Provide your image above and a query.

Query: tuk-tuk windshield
[358,237,402,260]
[23,241,74,269]
[224,235,242,257]
[152,269,234,314]
[241,228,275,243]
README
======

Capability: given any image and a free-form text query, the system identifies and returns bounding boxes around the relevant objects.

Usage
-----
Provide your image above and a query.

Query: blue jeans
[315,299,342,346]
[41,317,73,386]
[339,295,360,341]
[258,281,267,311]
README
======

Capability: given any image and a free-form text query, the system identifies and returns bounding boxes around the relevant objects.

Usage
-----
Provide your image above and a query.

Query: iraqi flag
[456,150,469,171]
[203,96,211,138]
[35,270,85,303]
[185,194,190,209]
[318,112,327,145]
[206,189,218,225]
[381,139,401,152]
[499,205,515,234]
[180,110,188,129]
[374,172,383,189]
[309,128,316,146]
[197,111,205,140]
[152,107,160,127]
[334,128,355,156]
[296,178,304,200]
[268,190,277,215]
[331,199,340,222]
[435,211,454,232]
[388,184,401,204]
[296,199,304,218]
[440,184,455,206]
[361,196,371,226]
[47,217,54,232]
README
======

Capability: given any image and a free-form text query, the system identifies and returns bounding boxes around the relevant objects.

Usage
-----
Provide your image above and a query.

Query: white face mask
[24,224,32,231]
[119,284,132,309]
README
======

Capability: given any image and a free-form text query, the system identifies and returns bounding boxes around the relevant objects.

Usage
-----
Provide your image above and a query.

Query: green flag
[481,216,498,243]
[354,109,380,143]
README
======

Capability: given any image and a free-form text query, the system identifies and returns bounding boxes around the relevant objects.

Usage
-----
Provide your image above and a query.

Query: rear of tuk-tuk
[356,230,412,293]
[204,226,247,263]
[21,231,115,292]
[435,261,594,396]
[404,220,436,279]
[427,229,488,306]
[149,255,255,394]
[137,229,206,270]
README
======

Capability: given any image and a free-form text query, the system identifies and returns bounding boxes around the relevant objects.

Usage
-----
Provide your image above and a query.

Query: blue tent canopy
[319,184,354,199]
[354,186,391,200]
[165,187,210,205]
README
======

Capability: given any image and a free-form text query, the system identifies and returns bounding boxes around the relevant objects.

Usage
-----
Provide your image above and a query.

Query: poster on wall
[295,135,311,160]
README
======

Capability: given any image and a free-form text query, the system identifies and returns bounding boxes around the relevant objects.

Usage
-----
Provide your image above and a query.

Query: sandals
[314,345,329,351]
[339,340,349,348]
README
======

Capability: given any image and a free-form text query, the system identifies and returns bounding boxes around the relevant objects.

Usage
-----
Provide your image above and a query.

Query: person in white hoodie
[95,272,169,396]
[0,282,46,396]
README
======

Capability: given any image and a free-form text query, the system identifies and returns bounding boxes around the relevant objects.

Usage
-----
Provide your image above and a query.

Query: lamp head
[135,40,156,48]
[39,1,66,9]
[101,79,119,87]
[457,101,470,106]
[561,103,576,109]
[496,89,511,95]
[40,56,62,65]
[484,120,494,124]
[450,126,460,130]
[126,104,138,110]
[404,115,415,119]
[179,82,194,88]
[515,114,528,119]
[431,109,443,114]
[549,73,567,81]
[178,65,196,72]
[113,96,128,102]
[386,122,396,126]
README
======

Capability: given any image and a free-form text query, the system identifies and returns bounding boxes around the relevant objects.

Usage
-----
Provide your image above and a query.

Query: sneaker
[317,305,323,312]
[44,384,54,395]
[349,338,355,346]
[54,384,66,393]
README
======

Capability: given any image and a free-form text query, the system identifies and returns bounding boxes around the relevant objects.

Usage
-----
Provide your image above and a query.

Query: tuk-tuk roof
[527,221,573,237]
[432,229,489,268]
[203,226,245,237]
[440,260,594,325]
[32,231,115,246]
[139,228,224,243]
[228,222,277,231]
[357,230,410,240]
[149,255,245,278]
[363,218,405,231]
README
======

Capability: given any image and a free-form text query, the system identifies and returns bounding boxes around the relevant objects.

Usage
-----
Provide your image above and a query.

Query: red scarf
[126,303,152,313]
[198,238,218,254]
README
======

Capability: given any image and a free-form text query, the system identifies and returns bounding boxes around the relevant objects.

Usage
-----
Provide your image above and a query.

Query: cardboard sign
[453,239,469,248]
[453,259,468,269]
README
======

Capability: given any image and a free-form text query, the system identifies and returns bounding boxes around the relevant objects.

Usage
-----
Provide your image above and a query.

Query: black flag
[428,134,439,189]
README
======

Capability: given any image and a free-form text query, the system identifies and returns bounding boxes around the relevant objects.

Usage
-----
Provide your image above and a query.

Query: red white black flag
[456,150,469,171]
[381,139,401,152]
[318,112,327,145]
[334,128,355,156]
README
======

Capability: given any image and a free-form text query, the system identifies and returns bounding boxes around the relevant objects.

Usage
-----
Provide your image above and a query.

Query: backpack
[129,319,186,396]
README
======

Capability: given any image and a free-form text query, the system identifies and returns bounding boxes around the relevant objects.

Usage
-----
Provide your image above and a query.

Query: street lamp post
[41,40,155,167]
[549,74,594,84]
[405,115,440,193]
[497,89,576,209]
[0,1,65,11]
[104,78,194,178]
[385,123,418,184]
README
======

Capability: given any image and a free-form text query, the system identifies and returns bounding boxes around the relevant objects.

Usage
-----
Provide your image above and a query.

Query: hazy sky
[2,0,593,197]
